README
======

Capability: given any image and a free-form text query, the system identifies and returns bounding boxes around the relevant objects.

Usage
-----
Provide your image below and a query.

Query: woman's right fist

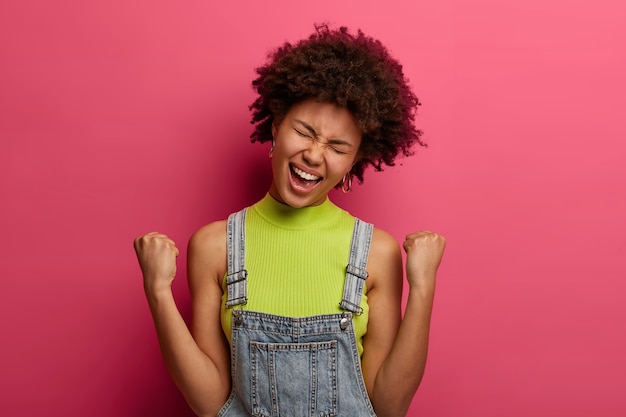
[133,232,179,293]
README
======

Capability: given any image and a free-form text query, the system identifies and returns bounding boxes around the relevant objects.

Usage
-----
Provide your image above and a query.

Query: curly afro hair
[249,24,425,184]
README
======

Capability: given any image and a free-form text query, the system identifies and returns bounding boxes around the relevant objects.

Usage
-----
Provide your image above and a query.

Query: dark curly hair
[249,24,425,184]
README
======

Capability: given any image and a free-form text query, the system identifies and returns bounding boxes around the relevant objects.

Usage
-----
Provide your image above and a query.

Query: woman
[134,25,446,417]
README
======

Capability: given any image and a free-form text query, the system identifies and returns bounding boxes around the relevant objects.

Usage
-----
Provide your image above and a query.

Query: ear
[271,123,277,138]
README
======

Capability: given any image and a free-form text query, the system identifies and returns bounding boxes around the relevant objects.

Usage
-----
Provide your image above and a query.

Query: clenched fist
[403,231,446,291]
[133,232,180,295]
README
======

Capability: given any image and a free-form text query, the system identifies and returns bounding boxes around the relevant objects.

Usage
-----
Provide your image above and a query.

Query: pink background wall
[2,0,625,416]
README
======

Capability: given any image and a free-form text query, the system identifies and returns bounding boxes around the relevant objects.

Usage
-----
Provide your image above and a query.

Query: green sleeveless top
[221,194,370,356]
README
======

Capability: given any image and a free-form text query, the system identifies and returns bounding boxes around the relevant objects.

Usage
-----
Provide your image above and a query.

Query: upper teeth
[293,166,320,181]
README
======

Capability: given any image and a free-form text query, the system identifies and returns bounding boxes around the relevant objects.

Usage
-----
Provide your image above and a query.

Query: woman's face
[269,99,362,208]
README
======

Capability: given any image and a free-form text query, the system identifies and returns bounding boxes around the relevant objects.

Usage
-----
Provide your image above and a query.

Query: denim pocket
[250,340,338,417]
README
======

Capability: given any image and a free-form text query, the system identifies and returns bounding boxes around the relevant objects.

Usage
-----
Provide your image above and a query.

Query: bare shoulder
[188,220,228,291]
[367,227,403,290]
[189,220,227,253]
[370,227,401,257]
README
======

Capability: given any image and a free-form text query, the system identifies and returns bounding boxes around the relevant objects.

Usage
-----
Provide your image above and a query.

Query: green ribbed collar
[252,194,342,230]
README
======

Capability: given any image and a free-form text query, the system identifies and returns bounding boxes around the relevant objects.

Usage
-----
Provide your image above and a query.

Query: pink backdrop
[2,1,625,416]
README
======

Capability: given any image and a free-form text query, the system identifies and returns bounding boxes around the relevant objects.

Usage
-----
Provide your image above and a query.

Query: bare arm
[362,228,446,417]
[133,222,231,417]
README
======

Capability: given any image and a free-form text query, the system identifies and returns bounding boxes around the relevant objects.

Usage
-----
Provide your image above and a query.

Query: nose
[302,138,324,165]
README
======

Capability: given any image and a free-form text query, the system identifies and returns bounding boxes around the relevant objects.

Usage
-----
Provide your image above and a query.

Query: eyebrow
[294,119,354,147]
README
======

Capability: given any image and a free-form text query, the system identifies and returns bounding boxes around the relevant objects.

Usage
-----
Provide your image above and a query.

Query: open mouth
[290,164,322,191]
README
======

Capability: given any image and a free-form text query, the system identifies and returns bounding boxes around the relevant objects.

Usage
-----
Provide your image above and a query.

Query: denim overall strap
[340,218,374,314]
[225,208,248,308]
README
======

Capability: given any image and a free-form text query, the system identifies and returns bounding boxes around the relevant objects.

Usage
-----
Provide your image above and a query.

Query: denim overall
[217,208,377,417]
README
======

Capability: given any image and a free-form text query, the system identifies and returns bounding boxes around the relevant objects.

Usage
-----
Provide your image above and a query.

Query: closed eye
[294,122,352,155]
[294,128,312,138]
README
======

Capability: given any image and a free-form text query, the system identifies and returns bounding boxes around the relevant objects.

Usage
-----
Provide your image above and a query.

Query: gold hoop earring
[341,173,352,193]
